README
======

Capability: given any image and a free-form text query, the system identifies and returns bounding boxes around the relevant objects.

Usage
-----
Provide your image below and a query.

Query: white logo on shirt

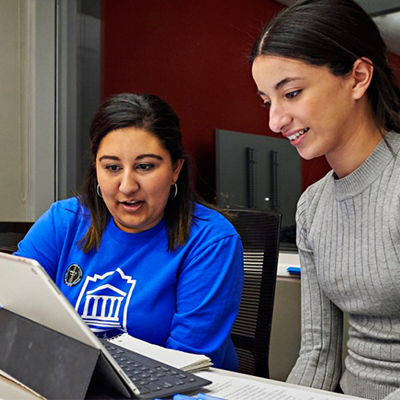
[75,268,136,333]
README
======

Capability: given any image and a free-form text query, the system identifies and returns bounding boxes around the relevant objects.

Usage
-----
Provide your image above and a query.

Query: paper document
[108,333,213,372]
[196,370,362,400]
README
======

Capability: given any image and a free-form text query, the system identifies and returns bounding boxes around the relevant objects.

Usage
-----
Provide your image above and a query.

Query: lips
[120,200,143,208]
[123,200,141,205]
[287,127,310,141]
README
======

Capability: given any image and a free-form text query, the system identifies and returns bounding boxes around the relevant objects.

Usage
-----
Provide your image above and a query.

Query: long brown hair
[250,0,400,135]
[78,93,207,252]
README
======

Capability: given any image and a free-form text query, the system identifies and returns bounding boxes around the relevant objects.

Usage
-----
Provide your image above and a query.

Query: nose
[268,103,292,134]
[119,170,139,194]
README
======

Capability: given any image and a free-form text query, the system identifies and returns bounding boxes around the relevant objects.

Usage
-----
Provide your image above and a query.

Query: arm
[383,389,400,400]
[166,233,244,370]
[286,195,343,391]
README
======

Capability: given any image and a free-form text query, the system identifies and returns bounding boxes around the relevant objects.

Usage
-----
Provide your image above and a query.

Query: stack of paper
[195,371,360,400]
[108,333,213,373]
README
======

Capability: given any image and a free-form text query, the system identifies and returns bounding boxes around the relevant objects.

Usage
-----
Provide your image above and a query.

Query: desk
[269,251,301,381]
[277,251,300,278]
[0,367,362,400]
[197,368,362,399]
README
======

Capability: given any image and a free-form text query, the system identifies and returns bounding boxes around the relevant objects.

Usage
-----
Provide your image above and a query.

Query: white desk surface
[277,251,300,278]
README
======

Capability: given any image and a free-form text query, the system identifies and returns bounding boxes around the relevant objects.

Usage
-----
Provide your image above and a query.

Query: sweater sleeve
[383,388,400,400]
[286,192,343,391]
[166,233,244,371]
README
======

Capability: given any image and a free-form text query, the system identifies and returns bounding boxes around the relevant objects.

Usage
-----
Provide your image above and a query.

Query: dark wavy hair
[250,0,400,135]
[78,93,207,252]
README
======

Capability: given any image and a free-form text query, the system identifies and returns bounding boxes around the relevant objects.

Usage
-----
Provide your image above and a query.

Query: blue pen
[197,394,227,400]
[172,394,227,400]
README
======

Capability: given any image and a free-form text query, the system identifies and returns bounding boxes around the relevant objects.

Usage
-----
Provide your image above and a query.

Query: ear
[172,158,185,183]
[351,57,374,100]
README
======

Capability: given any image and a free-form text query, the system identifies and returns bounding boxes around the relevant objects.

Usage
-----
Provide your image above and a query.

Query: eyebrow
[98,154,163,162]
[257,77,303,96]
[137,154,163,161]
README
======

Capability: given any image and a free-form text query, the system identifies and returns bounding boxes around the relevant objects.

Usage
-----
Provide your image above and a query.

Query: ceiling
[274,0,400,56]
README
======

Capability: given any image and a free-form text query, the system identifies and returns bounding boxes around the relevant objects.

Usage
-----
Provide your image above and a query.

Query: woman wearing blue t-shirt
[16,93,244,371]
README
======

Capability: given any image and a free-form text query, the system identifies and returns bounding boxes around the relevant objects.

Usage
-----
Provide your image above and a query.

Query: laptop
[0,252,211,399]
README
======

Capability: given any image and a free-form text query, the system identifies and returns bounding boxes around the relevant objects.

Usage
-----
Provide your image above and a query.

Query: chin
[296,147,323,161]
[296,150,314,160]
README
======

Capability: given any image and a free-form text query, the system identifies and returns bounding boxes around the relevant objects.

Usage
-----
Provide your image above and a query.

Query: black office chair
[0,222,34,254]
[227,208,282,379]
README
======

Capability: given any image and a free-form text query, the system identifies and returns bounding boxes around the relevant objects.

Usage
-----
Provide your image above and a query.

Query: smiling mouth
[122,200,143,206]
[287,127,310,141]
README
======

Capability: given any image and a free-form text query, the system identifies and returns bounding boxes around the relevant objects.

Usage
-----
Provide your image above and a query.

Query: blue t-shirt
[16,198,244,370]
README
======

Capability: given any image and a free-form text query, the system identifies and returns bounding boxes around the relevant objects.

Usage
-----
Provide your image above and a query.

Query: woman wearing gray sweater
[249,0,400,399]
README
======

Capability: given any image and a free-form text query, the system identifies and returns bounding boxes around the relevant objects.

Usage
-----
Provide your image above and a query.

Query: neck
[327,131,384,178]
[326,104,385,178]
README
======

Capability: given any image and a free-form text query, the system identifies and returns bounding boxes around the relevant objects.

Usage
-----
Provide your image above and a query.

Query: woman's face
[251,55,357,161]
[96,127,184,234]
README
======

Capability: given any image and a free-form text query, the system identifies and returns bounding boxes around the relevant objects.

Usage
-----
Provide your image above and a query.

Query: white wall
[0,0,55,221]
[0,0,101,221]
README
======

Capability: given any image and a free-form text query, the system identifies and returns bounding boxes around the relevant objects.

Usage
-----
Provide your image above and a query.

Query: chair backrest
[228,208,282,378]
[0,222,34,254]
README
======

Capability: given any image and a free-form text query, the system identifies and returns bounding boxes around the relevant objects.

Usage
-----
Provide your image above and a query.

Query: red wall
[389,52,400,86]
[102,0,400,200]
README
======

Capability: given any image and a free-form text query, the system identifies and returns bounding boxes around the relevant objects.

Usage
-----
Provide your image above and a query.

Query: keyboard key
[102,338,211,399]
[145,383,163,392]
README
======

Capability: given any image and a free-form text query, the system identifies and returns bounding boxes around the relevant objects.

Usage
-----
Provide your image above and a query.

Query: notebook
[0,252,211,399]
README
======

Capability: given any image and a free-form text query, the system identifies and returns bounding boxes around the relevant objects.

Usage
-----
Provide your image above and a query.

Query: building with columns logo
[75,268,136,333]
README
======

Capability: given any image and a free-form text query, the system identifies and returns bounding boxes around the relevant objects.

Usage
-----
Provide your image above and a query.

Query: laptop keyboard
[102,340,211,399]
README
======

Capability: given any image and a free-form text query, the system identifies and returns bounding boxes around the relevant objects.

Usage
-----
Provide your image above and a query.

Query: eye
[105,164,121,172]
[136,163,155,171]
[261,100,271,109]
[285,90,301,99]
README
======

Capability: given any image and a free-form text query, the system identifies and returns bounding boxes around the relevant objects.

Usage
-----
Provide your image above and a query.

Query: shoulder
[387,130,400,150]
[37,197,90,229]
[17,197,90,262]
[297,170,334,213]
[296,170,334,240]
[190,203,239,241]
[182,204,243,267]
[389,132,400,165]
[48,196,85,213]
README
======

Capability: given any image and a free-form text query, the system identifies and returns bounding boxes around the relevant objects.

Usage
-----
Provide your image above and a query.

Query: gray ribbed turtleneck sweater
[287,132,400,400]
